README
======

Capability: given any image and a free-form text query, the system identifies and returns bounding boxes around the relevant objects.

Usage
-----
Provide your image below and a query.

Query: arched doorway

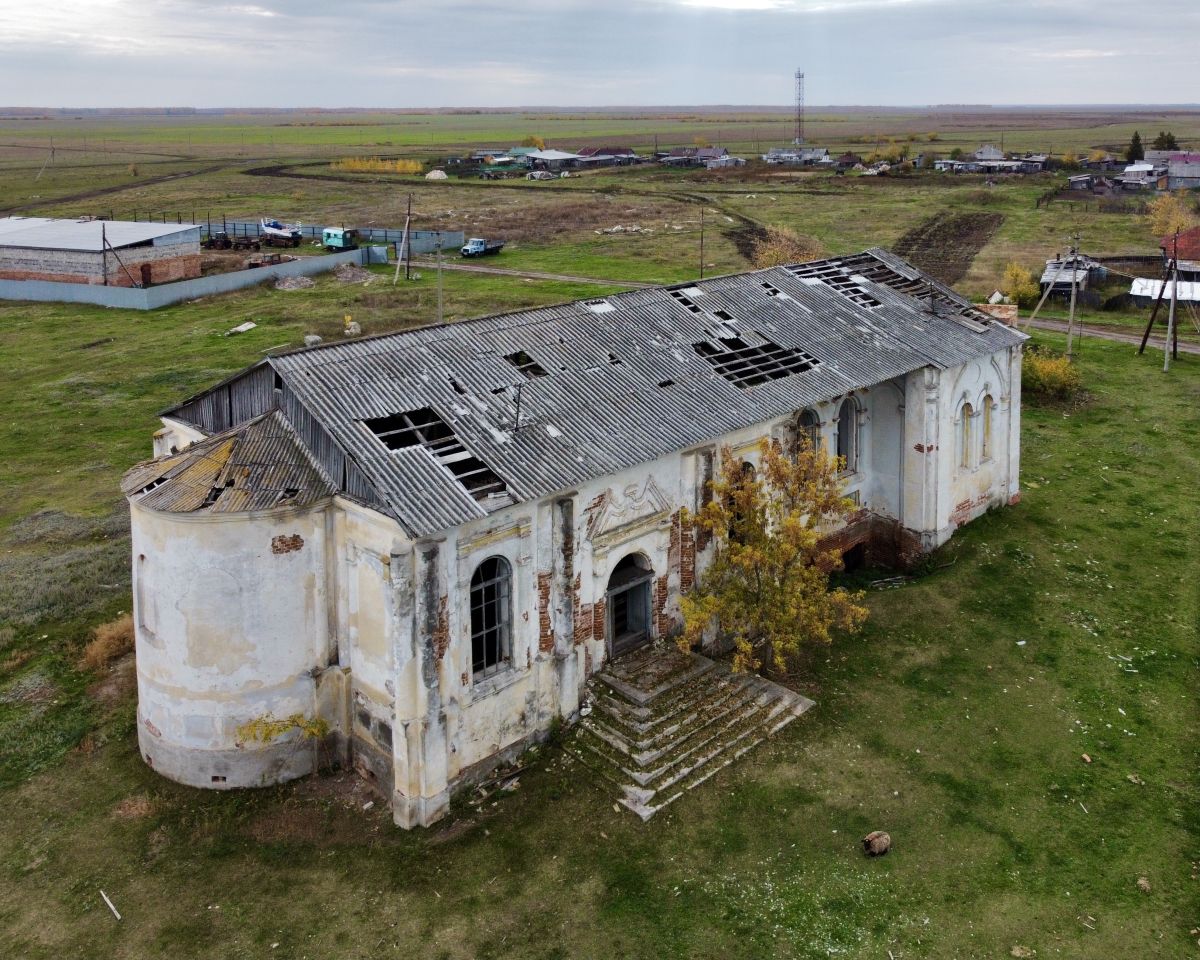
[606,553,653,658]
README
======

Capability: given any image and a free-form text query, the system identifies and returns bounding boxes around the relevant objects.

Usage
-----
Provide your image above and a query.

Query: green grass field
[0,108,1198,958]
[0,321,1196,958]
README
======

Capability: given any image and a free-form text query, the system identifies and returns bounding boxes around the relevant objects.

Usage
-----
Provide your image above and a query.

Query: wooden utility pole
[699,206,706,279]
[405,193,413,280]
[1065,234,1080,361]
[436,233,444,325]
[1165,233,1179,372]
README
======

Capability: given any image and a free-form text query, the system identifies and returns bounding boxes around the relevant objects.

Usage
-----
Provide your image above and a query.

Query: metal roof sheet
[0,217,198,252]
[166,249,1024,537]
[123,410,335,514]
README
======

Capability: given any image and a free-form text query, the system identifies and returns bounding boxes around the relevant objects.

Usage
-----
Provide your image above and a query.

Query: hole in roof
[607,352,623,365]
[693,336,818,389]
[658,379,675,388]
[669,290,703,314]
[504,350,548,379]
[712,309,735,322]
[678,286,705,297]
[448,376,467,395]
[760,281,790,299]
[583,298,615,314]
[363,408,512,508]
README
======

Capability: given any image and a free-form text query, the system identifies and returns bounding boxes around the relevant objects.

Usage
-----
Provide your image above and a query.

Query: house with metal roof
[0,216,200,286]
[122,249,1025,827]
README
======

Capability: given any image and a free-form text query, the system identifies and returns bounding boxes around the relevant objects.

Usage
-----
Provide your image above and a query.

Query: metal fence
[122,212,464,255]
[0,247,367,311]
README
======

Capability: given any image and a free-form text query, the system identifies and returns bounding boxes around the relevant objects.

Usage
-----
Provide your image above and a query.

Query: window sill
[469,665,524,701]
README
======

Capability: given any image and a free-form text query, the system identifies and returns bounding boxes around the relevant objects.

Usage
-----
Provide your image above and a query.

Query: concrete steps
[565,645,814,820]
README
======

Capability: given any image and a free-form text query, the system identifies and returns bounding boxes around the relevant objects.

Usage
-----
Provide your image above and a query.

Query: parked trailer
[260,218,302,248]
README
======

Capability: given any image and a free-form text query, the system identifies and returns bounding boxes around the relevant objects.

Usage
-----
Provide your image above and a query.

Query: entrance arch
[606,553,653,658]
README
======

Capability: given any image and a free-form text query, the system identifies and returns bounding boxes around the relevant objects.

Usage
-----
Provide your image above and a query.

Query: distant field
[0,106,1198,960]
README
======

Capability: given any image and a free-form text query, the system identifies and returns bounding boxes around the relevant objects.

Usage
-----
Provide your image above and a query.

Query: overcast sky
[0,0,1196,108]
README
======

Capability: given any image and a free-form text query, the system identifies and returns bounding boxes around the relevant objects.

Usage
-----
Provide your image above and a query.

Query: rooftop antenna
[794,69,805,145]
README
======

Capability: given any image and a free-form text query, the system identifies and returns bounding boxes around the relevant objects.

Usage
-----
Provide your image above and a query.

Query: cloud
[0,0,1195,106]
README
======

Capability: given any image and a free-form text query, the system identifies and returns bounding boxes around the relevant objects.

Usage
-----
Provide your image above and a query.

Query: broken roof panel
[161,249,1024,537]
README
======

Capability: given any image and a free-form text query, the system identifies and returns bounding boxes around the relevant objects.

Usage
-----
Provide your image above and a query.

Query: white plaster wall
[937,348,1020,537]
[131,501,333,788]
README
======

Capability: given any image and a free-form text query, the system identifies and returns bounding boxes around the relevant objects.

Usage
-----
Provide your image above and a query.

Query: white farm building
[122,249,1025,827]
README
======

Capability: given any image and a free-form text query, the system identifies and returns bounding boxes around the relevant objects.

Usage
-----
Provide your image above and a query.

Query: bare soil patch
[893,211,1004,284]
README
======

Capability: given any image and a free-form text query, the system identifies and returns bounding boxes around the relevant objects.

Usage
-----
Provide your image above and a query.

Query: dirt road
[409,259,656,288]
[1025,317,1200,356]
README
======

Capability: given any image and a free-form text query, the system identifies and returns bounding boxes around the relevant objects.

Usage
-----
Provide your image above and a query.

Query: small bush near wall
[80,613,134,671]
[1023,346,1083,401]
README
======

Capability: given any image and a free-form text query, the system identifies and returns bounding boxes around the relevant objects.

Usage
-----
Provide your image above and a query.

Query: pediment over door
[587,476,672,549]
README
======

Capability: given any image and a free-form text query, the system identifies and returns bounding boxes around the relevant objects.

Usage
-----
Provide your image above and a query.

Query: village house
[122,249,1025,828]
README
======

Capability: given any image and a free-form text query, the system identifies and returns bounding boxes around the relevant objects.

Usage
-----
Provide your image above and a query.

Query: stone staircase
[566,644,814,820]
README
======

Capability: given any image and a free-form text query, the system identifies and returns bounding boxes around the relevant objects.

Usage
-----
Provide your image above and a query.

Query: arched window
[793,409,820,454]
[470,556,512,678]
[981,395,994,461]
[960,403,974,469]
[835,398,858,472]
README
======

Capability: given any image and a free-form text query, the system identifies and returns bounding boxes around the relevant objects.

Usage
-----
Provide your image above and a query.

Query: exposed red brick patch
[537,572,554,653]
[1008,492,1022,506]
[271,533,304,554]
[592,598,607,646]
[950,494,990,528]
[142,717,161,738]
[432,596,450,660]
[652,574,674,636]
[913,443,936,454]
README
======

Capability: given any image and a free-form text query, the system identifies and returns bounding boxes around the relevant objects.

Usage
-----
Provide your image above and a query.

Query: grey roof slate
[165,248,1024,538]
[0,216,198,252]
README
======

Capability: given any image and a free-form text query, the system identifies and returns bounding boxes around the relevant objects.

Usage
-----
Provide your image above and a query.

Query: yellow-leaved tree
[1147,193,1196,239]
[1002,261,1040,308]
[679,439,868,675]
[521,135,546,149]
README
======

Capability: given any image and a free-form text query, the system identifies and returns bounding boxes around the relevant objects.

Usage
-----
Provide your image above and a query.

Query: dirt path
[410,259,655,288]
[0,162,237,215]
[1025,317,1200,355]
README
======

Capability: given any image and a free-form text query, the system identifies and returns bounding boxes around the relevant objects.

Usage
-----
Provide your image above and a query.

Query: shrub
[331,157,423,175]
[1023,347,1082,401]
[1002,262,1040,308]
[81,613,134,671]
[750,226,825,269]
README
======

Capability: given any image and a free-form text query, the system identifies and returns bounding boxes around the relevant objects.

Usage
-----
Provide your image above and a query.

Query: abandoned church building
[122,248,1025,827]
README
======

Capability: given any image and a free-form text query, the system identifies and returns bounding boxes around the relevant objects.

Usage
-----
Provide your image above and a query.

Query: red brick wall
[537,572,554,653]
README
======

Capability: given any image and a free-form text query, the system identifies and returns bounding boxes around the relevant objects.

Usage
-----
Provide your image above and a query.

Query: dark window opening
[471,556,512,678]
[693,336,818,389]
[375,721,393,749]
[836,398,858,472]
[793,409,820,453]
[211,775,227,783]
[356,708,371,729]
[364,408,511,505]
[504,350,548,379]
[273,371,284,391]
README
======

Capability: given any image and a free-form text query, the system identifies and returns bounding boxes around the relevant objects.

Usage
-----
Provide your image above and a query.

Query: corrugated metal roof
[123,410,335,514]
[163,249,1024,537]
[0,217,198,252]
